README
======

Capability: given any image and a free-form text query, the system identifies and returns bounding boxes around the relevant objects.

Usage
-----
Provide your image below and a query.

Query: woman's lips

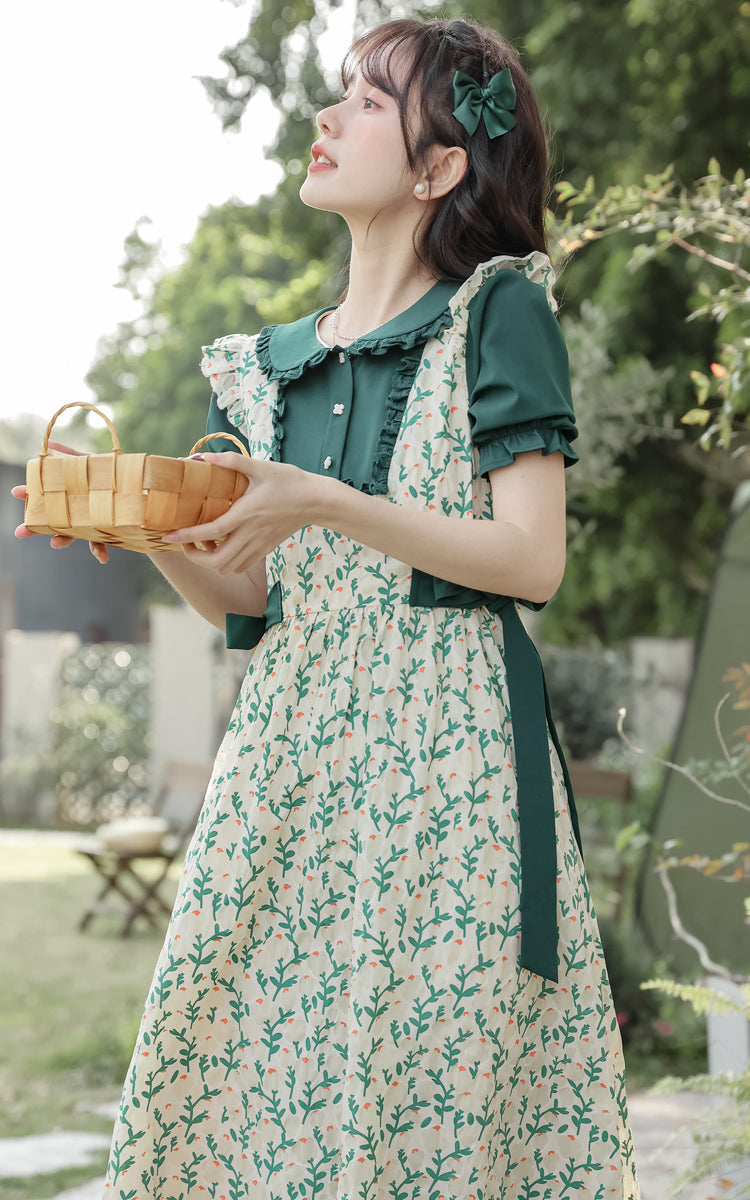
[309,143,337,172]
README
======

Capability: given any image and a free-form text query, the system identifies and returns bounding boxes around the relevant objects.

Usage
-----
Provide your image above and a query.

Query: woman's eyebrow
[363,78,396,98]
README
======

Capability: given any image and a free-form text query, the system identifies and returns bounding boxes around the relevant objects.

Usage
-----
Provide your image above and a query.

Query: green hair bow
[452,68,517,139]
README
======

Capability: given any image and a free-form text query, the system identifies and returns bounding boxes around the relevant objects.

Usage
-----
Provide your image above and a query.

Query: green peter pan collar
[257,278,459,380]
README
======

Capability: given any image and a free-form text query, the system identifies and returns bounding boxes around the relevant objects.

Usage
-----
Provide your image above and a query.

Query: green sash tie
[500,602,581,981]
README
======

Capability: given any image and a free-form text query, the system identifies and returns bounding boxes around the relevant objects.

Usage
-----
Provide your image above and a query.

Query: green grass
[0,840,180,1142]
[0,1153,111,1200]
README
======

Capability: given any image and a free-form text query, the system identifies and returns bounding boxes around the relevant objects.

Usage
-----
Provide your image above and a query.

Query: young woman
[16,16,640,1198]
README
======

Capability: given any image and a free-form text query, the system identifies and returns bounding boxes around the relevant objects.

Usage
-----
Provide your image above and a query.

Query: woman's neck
[334,231,439,338]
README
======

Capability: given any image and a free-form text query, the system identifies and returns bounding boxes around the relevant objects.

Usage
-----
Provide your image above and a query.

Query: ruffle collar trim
[258,278,459,381]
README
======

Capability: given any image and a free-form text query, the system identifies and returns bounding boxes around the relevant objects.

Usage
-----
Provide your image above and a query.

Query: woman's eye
[363,97,377,109]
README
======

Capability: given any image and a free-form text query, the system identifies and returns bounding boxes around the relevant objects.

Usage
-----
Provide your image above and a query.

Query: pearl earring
[414,182,426,195]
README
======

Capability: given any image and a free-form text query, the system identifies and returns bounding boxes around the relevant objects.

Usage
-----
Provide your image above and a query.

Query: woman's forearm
[149,551,267,631]
[309,456,566,604]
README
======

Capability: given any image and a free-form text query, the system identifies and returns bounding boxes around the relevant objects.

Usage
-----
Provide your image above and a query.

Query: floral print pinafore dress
[104,255,641,1200]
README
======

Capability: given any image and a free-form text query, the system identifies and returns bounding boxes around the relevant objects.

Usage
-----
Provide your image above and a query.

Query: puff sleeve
[465,270,578,476]
[199,334,253,455]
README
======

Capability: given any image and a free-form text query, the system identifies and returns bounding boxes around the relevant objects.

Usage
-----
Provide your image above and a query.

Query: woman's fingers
[179,539,240,569]
[163,452,264,546]
[88,542,109,564]
[216,539,262,576]
[13,481,35,541]
[14,521,108,563]
[13,477,107,561]
[201,450,256,475]
[48,534,108,561]
[14,524,74,547]
[179,532,261,574]
[163,455,287,549]
[11,486,35,539]
[162,507,239,546]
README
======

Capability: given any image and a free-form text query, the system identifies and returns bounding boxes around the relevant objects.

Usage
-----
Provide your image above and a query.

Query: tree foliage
[557,162,750,453]
[87,205,338,456]
[542,159,750,641]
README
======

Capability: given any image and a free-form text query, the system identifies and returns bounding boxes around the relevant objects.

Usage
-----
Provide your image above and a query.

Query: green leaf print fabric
[103,253,641,1199]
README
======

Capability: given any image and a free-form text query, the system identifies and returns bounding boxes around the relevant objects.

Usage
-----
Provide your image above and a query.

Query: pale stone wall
[149,605,219,785]
[629,636,694,767]
[0,629,80,822]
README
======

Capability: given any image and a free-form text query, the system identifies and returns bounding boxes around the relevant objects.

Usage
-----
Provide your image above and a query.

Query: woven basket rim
[24,403,250,552]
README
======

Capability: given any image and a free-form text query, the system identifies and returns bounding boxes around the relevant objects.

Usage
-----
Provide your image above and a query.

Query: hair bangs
[342,26,417,98]
[342,27,430,171]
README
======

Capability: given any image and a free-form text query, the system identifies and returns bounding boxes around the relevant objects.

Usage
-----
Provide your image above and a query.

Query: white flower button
[323,456,333,470]
[333,403,345,415]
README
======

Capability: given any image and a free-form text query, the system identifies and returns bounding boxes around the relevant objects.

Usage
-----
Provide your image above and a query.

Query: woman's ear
[420,145,468,200]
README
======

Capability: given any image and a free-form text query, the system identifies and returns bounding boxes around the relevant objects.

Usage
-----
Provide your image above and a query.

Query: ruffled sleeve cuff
[477,419,579,476]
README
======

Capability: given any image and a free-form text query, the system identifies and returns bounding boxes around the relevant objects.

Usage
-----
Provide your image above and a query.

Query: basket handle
[40,402,121,457]
[188,433,250,458]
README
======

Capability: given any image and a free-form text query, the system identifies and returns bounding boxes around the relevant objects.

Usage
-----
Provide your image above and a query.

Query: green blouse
[204,268,577,493]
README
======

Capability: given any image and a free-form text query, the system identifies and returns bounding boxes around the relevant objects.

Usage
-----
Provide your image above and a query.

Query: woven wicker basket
[24,402,249,553]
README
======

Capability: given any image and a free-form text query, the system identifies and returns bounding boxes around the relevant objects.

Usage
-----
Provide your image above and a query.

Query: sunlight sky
[0,0,353,425]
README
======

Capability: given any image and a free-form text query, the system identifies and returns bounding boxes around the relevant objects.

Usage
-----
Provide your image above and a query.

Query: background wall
[1,459,148,646]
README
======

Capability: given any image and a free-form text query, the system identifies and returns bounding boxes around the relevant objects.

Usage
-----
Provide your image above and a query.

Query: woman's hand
[11,441,109,563]
[163,453,315,574]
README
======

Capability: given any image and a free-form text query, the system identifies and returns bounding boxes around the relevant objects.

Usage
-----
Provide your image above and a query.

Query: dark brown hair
[342,17,548,280]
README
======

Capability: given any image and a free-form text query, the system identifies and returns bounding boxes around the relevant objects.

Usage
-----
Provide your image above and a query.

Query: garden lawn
[0,837,180,1142]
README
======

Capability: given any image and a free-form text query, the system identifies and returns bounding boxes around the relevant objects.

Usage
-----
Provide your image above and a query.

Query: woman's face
[299,60,421,225]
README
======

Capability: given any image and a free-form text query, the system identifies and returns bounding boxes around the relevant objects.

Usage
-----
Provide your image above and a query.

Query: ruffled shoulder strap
[449,251,558,322]
[200,332,258,381]
[200,333,260,425]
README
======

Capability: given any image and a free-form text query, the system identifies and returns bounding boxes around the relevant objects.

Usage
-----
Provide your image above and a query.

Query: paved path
[42,1182,103,1200]
[0,1090,731,1199]
[0,1131,110,1180]
[628,1090,719,1199]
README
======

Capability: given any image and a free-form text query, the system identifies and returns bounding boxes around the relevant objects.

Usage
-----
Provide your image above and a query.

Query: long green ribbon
[502,602,581,981]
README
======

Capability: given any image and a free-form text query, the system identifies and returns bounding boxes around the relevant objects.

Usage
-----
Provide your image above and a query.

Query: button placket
[319,352,354,477]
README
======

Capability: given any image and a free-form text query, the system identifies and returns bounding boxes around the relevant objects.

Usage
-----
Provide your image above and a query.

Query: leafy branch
[555,162,750,452]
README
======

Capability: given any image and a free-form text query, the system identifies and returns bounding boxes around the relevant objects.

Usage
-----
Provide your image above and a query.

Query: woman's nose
[316,103,339,137]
